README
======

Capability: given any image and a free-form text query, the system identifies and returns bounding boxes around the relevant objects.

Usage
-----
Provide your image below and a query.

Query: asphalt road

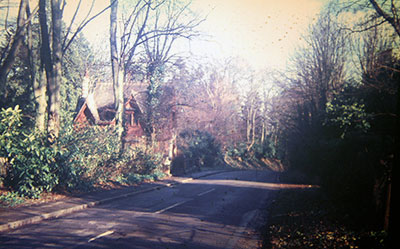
[0,170,279,249]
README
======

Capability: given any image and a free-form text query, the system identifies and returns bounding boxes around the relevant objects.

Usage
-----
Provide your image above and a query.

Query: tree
[37,0,115,141]
[241,78,261,150]
[276,7,348,167]
[171,58,246,148]
[0,0,35,101]
[47,0,62,142]
[109,0,203,150]
[367,0,399,239]
[241,69,279,152]
[0,1,98,133]
[339,0,399,237]
[109,0,123,146]
[141,0,202,148]
[369,0,400,37]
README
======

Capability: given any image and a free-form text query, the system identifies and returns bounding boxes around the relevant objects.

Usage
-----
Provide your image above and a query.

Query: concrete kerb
[0,169,231,233]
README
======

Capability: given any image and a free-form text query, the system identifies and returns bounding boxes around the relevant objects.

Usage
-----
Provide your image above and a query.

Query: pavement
[0,169,231,233]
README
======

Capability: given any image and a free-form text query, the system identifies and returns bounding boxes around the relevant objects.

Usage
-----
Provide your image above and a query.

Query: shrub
[226,137,278,168]
[59,128,164,188]
[0,106,59,198]
[57,124,122,188]
[1,104,169,198]
[117,146,164,176]
[177,129,222,171]
[0,191,24,207]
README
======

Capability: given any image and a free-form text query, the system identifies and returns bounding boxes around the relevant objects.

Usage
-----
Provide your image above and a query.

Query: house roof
[74,79,176,129]
[92,81,148,109]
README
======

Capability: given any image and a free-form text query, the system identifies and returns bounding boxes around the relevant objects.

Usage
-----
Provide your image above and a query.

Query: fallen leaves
[262,188,363,249]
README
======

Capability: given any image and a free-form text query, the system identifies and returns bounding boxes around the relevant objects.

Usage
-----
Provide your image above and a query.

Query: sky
[64,0,327,70]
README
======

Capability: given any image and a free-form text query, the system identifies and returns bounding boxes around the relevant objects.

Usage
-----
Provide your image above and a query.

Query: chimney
[82,70,90,98]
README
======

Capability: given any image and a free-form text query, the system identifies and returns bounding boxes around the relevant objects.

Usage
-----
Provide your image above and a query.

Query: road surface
[0,170,279,249]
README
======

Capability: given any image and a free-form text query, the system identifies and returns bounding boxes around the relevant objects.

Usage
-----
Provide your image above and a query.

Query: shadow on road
[0,170,318,249]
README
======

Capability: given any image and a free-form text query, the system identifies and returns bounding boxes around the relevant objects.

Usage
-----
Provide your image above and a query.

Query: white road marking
[197,188,215,197]
[88,230,114,243]
[154,200,188,214]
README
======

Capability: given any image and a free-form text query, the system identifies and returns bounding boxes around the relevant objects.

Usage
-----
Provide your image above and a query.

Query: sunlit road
[0,170,284,249]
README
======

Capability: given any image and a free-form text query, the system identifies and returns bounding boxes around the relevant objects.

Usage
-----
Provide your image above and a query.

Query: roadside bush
[186,129,222,168]
[119,146,163,176]
[226,142,248,159]
[0,191,25,207]
[57,124,122,188]
[59,127,164,188]
[226,138,278,168]
[176,129,222,172]
[0,106,59,198]
[0,105,167,199]
[1,113,124,196]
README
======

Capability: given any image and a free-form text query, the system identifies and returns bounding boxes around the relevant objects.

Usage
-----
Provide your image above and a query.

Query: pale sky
[63,0,327,70]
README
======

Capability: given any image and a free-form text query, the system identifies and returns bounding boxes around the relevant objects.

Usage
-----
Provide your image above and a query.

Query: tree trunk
[46,0,62,143]
[0,0,28,100]
[261,122,265,144]
[252,108,257,142]
[246,106,252,143]
[110,0,119,108]
[26,2,47,132]
[109,0,125,151]
[35,70,48,131]
[39,0,54,134]
[248,108,257,151]
[116,68,125,146]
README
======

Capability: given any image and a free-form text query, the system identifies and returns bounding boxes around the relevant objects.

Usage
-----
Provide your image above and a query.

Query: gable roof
[74,79,176,129]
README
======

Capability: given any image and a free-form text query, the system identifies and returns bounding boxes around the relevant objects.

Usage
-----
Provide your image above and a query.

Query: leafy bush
[115,170,165,185]
[57,124,122,188]
[0,191,25,207]
[0,105,167,198]
[325,85,371,139]
[177,129,222,171]
[119,146,163,176]
[226,137,278,168]
[0,106,59,198]
[58,126,165,188]
[285,114,388,227]
[0,107,123,196]
[226,142,248,159]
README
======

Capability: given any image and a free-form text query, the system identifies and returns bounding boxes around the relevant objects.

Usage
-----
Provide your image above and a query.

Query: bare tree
[270,6,349,173]
[0,0,36,99]
[287,7,347,128]
[171,58,246,148]
[109,0,203,150]
[369,0,400,37]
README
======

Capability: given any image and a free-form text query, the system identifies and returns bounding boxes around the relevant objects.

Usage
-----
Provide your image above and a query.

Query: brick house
[73,76,177,169]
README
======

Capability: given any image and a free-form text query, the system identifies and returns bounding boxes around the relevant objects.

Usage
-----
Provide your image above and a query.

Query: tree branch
[62,0,117,55]
[369,0,400,37]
